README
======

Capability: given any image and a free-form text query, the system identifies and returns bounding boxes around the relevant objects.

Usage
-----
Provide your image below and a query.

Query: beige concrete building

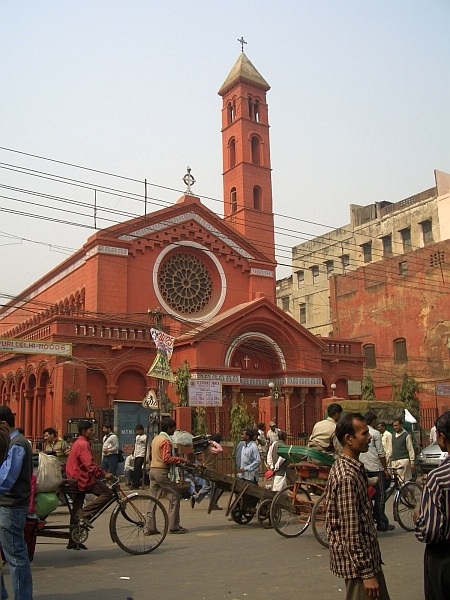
[276,169,450,336]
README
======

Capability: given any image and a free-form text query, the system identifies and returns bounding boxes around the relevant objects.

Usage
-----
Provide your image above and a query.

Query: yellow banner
[147,352,176,383]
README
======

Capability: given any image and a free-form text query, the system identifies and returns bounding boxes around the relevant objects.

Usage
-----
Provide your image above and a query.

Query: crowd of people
[0,405,448,600]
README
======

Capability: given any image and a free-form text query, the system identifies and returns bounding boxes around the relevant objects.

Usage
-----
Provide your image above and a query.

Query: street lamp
[330,383,337,398]
[269,382,281,425]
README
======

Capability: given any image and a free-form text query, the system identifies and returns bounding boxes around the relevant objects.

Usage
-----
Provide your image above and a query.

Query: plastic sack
[172,430,193,446]
[36,452,62,493]
[34,492,59,518]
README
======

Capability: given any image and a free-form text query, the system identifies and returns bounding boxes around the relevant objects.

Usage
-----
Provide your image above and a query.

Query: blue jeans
[101,454,118,475]
[0,505,33,600]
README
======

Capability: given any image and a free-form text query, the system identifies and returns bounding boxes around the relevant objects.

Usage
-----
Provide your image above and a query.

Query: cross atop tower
[237,36,247,52]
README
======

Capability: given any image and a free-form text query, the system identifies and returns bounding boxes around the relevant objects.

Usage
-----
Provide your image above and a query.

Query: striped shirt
[416,456,450,545]
[326,454,382,580]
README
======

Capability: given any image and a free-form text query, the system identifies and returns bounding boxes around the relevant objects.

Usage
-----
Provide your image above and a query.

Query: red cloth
[66,436,104,491]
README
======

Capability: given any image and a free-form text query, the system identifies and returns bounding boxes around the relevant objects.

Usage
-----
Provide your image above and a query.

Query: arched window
[227,101,235,125]
[394,338,407,364]
[254,99,260,122]
[230,188,237,213]
[251,135,261,165]
[363,344,376,368]
[253,186,262,210]
[248,97,254,119]
[229,138,236,168]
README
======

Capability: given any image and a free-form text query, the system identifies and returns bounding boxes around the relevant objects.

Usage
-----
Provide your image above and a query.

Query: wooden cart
[191,465,277,528]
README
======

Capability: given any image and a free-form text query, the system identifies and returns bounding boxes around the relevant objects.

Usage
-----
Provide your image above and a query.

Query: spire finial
[237,37,247,53]
[183,167,196,194]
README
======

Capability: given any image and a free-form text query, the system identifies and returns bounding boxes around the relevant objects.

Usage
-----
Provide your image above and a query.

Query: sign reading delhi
[188,379,222,407]
[0,338,72,357]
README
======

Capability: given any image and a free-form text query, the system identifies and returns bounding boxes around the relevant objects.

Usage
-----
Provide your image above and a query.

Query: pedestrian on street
[238,429,260,484]
[130,424,147,488]
[391,417,415,482]
[266,421,280,445]
[100,423,119,476]
[415,410,450,600]
[144,418,190,535]
[360,412,394,533]
[0,406,33,600]
[377,422,392,466]
[326,412,391,600]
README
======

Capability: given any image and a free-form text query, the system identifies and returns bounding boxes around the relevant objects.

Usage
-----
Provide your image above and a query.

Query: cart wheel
[270,484,312,538]
[256,499,273,529]
[311,493,329,548]
[231,501,254,525]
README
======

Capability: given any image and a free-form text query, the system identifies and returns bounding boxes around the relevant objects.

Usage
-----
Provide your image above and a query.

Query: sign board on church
[0,338,72,357]
[188,379,222,407]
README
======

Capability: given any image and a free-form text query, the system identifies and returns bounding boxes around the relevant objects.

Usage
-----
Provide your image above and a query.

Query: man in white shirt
[429,425,437,445]
[378,422,392,465]
[266,421,281,445]
[360,412,394,532]
[101,423,119,475]
[130,424,147,488]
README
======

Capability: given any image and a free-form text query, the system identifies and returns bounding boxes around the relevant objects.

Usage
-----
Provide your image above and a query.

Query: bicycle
[384,466,422,531]
[33,477,168,556]
[309,466,423,549]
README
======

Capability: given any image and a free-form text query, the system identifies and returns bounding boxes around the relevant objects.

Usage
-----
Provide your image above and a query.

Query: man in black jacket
[0,406,33,600]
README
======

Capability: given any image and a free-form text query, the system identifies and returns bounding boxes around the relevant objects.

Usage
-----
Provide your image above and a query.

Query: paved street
[15,494,425,600]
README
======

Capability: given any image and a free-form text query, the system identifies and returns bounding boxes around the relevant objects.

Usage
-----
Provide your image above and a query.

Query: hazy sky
[1,1,449,300]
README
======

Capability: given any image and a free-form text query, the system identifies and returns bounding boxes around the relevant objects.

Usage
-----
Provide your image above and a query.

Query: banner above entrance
[0,338,72,357]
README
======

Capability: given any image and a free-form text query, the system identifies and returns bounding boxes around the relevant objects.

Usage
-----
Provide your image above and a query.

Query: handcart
[191,465,278,528]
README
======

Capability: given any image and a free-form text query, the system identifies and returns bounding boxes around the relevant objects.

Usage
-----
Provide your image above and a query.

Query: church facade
[0,53,364,440]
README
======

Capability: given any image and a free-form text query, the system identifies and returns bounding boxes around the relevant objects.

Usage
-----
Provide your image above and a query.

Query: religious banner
[147,329,176,382]
[0,338,72,357]
[150,329,175,360]
[147,352,176,382]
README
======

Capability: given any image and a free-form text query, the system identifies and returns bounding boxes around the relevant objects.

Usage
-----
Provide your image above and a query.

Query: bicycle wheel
[109,494,168,555]
[311,493,329,548]
[270,484,312,538]
[393,482,422,532]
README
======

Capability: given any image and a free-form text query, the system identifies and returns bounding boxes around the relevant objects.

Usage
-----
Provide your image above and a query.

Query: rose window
[158,253,213,314]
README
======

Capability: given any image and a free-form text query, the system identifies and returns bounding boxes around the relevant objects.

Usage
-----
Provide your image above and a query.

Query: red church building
[0,52,364,441]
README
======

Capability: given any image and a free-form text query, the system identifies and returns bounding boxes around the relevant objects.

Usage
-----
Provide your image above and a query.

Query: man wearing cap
[266,421,281,445]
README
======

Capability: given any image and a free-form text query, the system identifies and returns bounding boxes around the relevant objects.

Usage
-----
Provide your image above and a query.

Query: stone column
[24,389,34,438]
[282,387,293,435]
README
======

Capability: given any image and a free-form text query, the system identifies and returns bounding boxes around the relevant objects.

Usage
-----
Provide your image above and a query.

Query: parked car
[417,442,448,474]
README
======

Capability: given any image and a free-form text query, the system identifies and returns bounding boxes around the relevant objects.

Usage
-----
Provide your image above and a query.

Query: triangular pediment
[176,296,327,351]
[90,194,273,264]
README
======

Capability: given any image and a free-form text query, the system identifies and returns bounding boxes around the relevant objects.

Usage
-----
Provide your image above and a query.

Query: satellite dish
[142,390,159,409]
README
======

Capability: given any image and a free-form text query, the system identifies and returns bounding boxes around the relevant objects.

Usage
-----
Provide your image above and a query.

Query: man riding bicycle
[65,420,114,550]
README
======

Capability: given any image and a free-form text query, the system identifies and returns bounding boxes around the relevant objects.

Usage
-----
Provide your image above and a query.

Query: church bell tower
[218,52,276,263]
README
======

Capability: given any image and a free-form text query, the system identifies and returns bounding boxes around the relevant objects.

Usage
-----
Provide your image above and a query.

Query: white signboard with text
[188,379,222,407]
[0,338,72,357]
